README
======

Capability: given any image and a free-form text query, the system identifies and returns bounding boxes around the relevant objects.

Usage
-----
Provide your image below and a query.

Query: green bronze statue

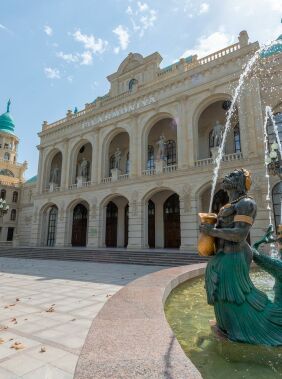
[199,168,282,346]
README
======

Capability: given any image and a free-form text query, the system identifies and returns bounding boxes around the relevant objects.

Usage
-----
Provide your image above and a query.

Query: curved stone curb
[74,263,206,379]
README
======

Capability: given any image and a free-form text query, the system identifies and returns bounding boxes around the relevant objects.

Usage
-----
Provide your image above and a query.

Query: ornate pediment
[119,53,144,74]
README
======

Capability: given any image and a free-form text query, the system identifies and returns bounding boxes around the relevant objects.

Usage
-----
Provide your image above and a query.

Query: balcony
[194,152,243,167]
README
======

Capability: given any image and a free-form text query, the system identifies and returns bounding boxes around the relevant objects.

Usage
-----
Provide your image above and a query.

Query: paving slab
[0,257,163,378]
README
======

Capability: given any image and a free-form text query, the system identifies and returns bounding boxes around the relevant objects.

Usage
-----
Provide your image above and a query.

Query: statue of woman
[200,168,282,346]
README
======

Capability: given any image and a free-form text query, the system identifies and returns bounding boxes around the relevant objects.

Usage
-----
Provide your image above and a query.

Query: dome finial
[7,99,11,113]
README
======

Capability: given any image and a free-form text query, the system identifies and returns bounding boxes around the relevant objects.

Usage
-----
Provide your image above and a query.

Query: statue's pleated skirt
[205,251,282,346]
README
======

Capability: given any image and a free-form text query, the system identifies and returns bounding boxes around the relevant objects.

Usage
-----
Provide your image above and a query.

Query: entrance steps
[0,247,208,267]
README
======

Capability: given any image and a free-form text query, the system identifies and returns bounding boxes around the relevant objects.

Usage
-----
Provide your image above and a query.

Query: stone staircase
[0,247,208,267]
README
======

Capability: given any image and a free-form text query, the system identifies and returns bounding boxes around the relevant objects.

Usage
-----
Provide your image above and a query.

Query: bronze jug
[198,213,217,256]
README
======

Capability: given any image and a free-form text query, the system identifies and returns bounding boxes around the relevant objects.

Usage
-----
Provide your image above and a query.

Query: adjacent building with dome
[0,100,27,243]
[1,30,282,251]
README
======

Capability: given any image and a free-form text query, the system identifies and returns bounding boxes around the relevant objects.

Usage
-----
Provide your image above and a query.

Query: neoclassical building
[4,30,282,250]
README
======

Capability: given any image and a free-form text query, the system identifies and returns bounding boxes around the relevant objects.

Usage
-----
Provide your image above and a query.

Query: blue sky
[0,0,281,179]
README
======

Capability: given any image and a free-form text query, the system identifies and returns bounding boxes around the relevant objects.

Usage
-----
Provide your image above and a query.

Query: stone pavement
[0,257,163,379]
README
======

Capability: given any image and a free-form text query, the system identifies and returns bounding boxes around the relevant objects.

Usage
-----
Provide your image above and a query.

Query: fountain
[165,36,282,378]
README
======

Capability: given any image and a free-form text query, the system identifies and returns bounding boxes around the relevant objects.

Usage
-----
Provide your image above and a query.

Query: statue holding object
[199,168,282,346]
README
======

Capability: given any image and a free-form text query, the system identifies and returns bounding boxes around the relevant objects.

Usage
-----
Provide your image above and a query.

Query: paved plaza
[0,257,163,378]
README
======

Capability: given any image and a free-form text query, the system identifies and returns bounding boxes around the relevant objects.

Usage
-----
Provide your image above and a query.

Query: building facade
[0,100,27,243]
[2,30,282,250]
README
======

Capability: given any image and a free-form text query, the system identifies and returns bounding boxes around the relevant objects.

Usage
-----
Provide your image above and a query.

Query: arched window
[272,182,282,231]
[166,140,177,166]
[147,145,155,170]
[0,189,6,200]
[10,209,16,221]
[47,207,58,247]
[4,152,10,161]
[129,78,138,91]
[125,152,130,174]
[109,154,115,176]
[12,191,18,203]
[267,112,282,146]
[234,123,241,153]
[0,169,14,177]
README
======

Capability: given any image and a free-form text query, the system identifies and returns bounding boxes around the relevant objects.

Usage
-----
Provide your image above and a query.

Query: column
[178,96,195,168]
[87,201,99,247]
[55,206,67,247]
[36,147,45,194]
[90,133,99,184]
[127,200,143,249]
[129,115,138,177]
[60,138,69,190]
[179,194,198,252]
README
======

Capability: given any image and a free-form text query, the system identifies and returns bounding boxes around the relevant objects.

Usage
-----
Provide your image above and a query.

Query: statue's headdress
[242,168,252,191]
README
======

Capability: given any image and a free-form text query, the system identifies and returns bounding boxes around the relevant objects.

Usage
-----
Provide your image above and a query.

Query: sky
[0,0,281,179]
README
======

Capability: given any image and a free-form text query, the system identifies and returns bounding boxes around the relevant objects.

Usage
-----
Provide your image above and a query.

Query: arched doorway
[46,206,58,247]
[105,196,129,248]
[106,202,118,247]
[72,204,88,246]
[148,200,155,248]
[164,194,181,248]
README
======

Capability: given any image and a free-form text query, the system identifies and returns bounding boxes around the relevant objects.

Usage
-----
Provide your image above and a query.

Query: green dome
[26,175,37,184]
[260,34,282,58]
[0,100,15,136]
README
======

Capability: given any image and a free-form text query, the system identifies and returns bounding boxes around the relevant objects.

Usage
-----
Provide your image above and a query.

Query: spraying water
[208,39,282,213]
[263,107,273,225]
[265,105,282,157]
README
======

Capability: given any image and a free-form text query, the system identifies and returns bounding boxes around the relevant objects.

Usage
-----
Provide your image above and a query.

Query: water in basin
[165,270,282,379]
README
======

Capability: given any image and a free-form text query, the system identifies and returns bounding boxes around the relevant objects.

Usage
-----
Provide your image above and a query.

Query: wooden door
[72,204,88,246]
[164,194,180,248]
[106,202,118,247]
[124,204,129,247]
[148,200,155,248]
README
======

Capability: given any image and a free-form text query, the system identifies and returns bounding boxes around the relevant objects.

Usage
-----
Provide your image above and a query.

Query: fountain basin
[74,263,206,379]
[165,269,282,379]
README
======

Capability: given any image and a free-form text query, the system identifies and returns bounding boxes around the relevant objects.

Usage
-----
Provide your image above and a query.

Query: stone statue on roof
[7,99,11,113]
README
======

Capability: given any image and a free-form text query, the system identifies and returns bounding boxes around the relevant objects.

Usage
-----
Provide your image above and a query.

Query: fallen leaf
[11,341,25,350]
[46,306,55,313]
[16,298,20,302]
[40,346,46,353]
[0,326,8,331]
[71,318,76,322]
[0,338,5,344]
[106,294,112,298]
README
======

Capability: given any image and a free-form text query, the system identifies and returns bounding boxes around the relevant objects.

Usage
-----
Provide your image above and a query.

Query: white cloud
[80,50,93,65]
[137,2,149,12]
[44,25,53,36]
[199,2,210,14]
[73,29,108,54]
[180,31,235,59]
[113,25,130,52]
[67,75,73,83]
[56,51,79,63]
[0,23,7,30]
[44,67,60,79]
[268,0,282,12]
[126,3,157,37]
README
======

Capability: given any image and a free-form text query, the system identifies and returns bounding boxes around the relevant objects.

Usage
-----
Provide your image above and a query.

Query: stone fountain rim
[74,263,206,379]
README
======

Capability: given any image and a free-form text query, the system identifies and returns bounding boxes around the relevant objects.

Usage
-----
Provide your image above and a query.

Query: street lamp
[266,142,282,179]
[0,198,9,218]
